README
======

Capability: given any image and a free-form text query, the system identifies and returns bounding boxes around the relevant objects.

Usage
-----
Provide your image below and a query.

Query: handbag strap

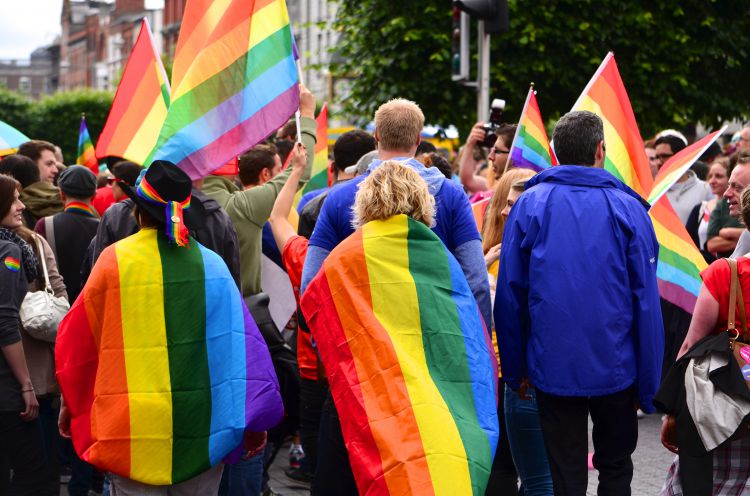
[31,234,52,293]
[726,258,748,340]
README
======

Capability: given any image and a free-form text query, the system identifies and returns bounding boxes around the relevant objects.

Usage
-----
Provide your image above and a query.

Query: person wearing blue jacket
[495,110,663,496]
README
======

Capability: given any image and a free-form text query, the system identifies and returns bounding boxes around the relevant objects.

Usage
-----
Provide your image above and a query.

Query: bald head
[739,127,750,151]
[373,98,424,153]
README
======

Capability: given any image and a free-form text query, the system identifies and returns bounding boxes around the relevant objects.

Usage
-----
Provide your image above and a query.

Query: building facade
[0,45,60,99]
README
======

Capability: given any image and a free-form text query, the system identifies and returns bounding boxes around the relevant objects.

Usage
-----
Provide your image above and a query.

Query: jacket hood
[20,181,63,217]
[526,166,650,210]
[367,157,445,196]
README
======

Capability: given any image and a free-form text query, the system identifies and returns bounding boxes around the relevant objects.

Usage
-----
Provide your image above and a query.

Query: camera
[482,98,507,148]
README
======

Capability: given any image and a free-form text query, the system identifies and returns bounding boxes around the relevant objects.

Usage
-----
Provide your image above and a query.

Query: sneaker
[637,408,646,419]
[285,466,312,486]
[288,443,305,469]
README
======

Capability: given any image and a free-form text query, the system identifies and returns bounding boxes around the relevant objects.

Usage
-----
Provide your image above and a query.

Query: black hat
[119,160,205,246]
[58,165,97,198]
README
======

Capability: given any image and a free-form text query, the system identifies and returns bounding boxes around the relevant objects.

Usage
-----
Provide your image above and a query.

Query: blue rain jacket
[495,166,664,413]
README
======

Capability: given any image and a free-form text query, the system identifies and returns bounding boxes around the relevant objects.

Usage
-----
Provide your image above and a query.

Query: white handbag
[19,234,69,343]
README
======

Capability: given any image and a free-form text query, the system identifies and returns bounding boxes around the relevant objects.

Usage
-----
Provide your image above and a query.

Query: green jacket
[202,116,317,296]
[20,181,63,226]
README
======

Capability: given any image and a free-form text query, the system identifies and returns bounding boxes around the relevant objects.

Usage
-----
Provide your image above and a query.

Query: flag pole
[294,46,304,144]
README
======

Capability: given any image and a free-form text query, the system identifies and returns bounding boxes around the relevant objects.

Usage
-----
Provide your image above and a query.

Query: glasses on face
[655,153,674,161]
[493,148,510,156]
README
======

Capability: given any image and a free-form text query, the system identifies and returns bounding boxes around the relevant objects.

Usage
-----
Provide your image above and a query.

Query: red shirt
[92,186,115,216]
[281,235,318,380]
[702,257,750,336]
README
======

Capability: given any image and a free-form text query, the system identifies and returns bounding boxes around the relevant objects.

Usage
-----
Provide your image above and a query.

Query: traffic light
[451,7,469,81]
[453,0,509,35]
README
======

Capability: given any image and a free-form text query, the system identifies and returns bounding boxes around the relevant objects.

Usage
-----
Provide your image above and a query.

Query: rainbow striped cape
[56,229,283,485]
[96,18,170,165]
[300,215,499,495]
[508,86,557,171]
[77,115,99,174]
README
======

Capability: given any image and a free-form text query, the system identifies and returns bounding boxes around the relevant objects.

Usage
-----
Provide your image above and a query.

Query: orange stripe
[104,70,163,156]
[326,236,435,495]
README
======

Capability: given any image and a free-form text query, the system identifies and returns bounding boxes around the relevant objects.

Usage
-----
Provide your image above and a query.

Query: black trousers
[0,411,47,496]
[485,377,519,495]
[535,385,637,496]
[311,393,357,496]
[300,378,328,476]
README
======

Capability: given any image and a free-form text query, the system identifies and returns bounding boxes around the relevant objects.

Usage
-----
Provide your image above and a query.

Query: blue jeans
[504,385,553,496]
[218,451,264,496]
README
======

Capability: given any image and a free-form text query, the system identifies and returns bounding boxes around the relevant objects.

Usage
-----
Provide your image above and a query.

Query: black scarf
[0,227,39,282]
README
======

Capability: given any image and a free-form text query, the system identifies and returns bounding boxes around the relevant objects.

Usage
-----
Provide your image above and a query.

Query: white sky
[0,0,164,60]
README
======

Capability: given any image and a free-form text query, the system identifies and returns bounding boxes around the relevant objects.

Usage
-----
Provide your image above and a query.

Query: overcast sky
[0,0,164,60]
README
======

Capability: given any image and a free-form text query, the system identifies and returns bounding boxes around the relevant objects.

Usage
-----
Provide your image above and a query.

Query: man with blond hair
[300,98,490,495]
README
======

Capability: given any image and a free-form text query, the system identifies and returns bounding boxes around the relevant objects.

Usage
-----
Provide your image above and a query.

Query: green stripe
[160,83,171,107]
[302,169,328,194]
[406,217,490,492]
[518,124,551,160]
[603,156,626,183]
[658,243,702,280]
[158,234,212,481]
[157,25,292,146]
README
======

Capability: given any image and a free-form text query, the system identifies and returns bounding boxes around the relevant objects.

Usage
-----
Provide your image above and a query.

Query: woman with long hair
[0,174,46,494]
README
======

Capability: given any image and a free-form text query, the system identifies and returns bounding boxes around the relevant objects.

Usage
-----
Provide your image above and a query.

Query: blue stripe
[445,246,499,456]
[515,134,551,170]
[199,244,247,465]
[656,258,701,297]
[154,55,297,165]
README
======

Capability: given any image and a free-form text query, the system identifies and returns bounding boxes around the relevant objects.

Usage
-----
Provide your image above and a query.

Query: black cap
[58,165,97,198]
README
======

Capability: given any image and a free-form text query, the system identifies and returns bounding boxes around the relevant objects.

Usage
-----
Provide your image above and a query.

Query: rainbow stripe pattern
[55,229,283,485]
[96,18,170,166]
[0,119,29,156]
[301,215,498,495]
[150,0,299,179]
[572,52,707,313]
[64,200,98,218]
[472,196,490,232]
[136,176,191,246]
[302,103,329,194]
[4,256,20,272]
[77,115,99,174]
[508,86,557,171]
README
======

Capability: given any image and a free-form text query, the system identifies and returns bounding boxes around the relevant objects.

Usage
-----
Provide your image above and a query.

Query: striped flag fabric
[472,196,491,232]
[508,85,557,171]
[77,115,99,173]
[55,229,283,485]
[96,18,170,166]
[150,0,300,179]
[301,214,498,495]
[648,126,727,206]
[0,119,29,156]
[572,52,707,314]
[301,103,329,194]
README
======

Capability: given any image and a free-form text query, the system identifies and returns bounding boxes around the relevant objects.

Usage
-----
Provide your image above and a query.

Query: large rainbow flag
[56,229,283,485]
[572,52,707,314]
[508,85,557,171]
[96,18,170,165]
[150,0,299,179]
[0,119,29,156]
[77,115,99,174]
[301,214,498,495]
[301,103,329,194]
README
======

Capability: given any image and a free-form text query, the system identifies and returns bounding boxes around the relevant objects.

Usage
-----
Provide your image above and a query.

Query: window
[18,76,31,94]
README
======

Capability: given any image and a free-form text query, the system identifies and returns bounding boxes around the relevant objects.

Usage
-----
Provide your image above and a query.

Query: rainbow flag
[301,215,498,495]
[301,103,329,194]
[508,85,557,171]
[648,126,726,206]
[472,196,491,232]
[572,52,707,313]
[150,0,299,179]
[77,115,99,174]
[56,229,283,485]
[96,18,170,166]
[0,119,29,156]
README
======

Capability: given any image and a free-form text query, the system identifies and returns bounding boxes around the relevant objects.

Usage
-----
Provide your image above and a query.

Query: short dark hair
[275,140,295,166]
[415,141,437,156]
[495,124,517,149]
[238,144,278,186]
[654,135,686,155]
[552,111,604,166]
[421,152,452,179]
[111,161,144,187]
[17,140,56,163]
[0,154,41,188]
[333,130,376,172]
[277,120,297,141]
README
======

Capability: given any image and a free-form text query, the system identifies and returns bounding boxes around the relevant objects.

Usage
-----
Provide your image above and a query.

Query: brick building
[0,45,60,99]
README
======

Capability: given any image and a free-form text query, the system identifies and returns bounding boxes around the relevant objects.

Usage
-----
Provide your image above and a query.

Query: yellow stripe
[363,217,472,495]
[523,119,548,149]
[115,229,173,483]
[652,214,707,269]
[248,1,289,50]
[123,95,169,164]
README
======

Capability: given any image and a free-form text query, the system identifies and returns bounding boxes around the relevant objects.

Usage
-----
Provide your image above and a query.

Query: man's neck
[378,150,415,161]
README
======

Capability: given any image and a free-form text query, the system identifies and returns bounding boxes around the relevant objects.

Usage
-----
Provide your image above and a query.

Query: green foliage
[0,88,33,137]
[332,0,750,139]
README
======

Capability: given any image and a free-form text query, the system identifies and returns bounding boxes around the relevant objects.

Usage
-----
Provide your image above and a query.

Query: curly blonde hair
[352,161,435,228]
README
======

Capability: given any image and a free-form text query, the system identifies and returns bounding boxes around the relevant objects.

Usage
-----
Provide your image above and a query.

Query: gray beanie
[58,165,97,198]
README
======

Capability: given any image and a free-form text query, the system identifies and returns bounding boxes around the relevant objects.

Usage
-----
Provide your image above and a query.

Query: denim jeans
[219,452,264,496]
[504,385,553,496]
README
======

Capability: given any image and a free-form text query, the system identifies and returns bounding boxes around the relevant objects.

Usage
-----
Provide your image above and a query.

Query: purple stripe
[176,86,298,179]
[658,278,698,314]
[510,147,545,172]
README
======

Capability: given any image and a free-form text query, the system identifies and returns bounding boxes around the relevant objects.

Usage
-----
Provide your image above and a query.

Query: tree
[331,0,750,139]
[0,88,33,137]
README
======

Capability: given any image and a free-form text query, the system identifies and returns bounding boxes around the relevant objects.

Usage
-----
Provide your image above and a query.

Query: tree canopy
[331,0,750,139]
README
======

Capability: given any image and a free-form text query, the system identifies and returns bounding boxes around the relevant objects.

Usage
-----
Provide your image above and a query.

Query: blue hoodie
[301,157,491,328]
[495,166,663,412]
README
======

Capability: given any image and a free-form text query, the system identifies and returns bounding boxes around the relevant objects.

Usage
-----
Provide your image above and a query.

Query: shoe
[637,408,646,419]
[288,443,305,469]
[285,467,312,486]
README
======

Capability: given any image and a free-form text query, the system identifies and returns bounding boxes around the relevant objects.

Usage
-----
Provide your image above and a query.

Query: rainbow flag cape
[508,85,557,171]
[301,215,498,495]
[56,229,283,485]
[301,103,329,194]
[0,119,29,156]
[572,52,707,313]
[96,18,170,165]
[150,0,299,179]
[648,126,726,206]
[77,115,99,174]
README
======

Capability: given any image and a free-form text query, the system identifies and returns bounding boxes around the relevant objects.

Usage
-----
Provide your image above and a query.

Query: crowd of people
[3,82,750,496]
